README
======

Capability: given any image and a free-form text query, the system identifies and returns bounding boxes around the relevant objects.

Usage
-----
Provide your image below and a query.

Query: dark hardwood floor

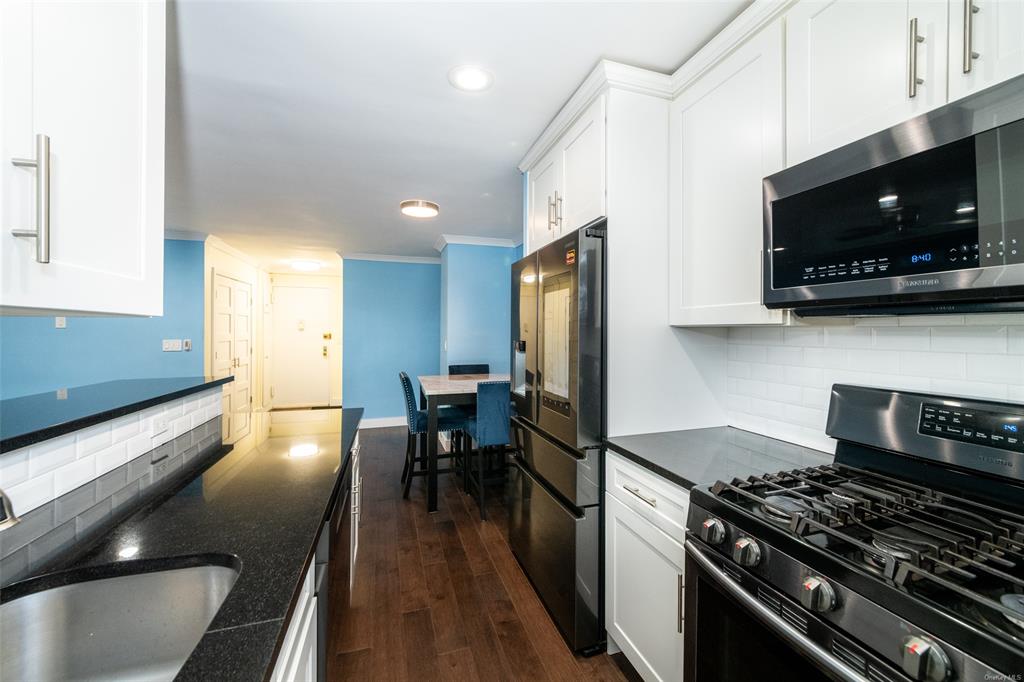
[326,426,629,681]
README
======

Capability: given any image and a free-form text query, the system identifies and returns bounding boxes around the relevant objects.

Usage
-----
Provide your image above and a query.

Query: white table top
[417,373,511,396]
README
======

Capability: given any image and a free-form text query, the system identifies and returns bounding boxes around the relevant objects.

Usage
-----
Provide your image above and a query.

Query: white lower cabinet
[605,452,689,682]
[272,562,317,682]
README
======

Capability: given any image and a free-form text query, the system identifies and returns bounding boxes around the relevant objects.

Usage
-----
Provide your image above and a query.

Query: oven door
[683,540,882,682]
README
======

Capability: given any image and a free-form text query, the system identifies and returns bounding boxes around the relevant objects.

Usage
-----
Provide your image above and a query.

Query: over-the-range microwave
[763,74,1024,316]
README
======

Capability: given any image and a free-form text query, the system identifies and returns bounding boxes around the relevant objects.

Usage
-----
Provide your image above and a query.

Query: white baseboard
[360,416,408,429]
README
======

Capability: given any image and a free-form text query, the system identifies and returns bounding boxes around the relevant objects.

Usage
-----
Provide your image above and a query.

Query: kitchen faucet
[0,489,20,531]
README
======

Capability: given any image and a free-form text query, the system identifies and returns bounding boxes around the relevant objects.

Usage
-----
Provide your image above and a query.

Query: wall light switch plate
[183,339,192,351]
[55,316,66,329]
[162,339,183,352]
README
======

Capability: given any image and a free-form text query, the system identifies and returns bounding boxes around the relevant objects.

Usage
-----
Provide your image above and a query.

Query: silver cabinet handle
[547,195,555,231]
[11,133,51,263]
[908,17,925,98]
[554,190,563,228]
[963,0,980,73]
[677,573,684,634]
[623,483,657,508]
[686,542,866,682]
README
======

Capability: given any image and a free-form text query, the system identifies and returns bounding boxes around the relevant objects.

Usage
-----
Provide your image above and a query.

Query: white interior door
[271,285,332,408]
[212,272,252,443]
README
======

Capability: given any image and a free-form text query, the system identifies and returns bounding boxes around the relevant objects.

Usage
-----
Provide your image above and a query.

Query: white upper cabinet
[527,147,562,253]
[523,94,606,254]
[786,0,949,166]
[1,0,166,316]
[560,96,606,234]
[669,20,787,326]
[949,0,1024,100]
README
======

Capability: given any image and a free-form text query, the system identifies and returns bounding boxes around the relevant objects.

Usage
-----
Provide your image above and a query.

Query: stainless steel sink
[1,556,239,682]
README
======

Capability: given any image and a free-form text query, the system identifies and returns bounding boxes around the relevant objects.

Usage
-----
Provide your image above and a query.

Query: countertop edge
[604,439,699,491]
[1,377,234,454]
[258,407,363,682]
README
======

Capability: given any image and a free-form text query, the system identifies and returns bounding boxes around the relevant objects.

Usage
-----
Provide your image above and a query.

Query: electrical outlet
[55,316,66,329]
[162,339,183,352]
[183,339,192,351]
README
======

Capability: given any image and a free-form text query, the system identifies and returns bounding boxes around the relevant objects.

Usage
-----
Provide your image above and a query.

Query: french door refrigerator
[508,217,605,655]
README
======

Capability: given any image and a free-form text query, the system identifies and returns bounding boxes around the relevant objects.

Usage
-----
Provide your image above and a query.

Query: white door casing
[212,271,252,443]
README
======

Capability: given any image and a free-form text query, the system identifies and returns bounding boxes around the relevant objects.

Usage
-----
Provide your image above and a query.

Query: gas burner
[759,493,814,525]
[1001,594,1024,630]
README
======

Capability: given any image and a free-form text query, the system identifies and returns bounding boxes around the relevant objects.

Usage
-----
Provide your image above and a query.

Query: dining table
[417,373,510,512]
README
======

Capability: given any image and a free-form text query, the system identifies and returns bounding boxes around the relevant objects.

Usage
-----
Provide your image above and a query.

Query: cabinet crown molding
[517,0,792,173]
[518,60,672,172]
[433,233,521,252]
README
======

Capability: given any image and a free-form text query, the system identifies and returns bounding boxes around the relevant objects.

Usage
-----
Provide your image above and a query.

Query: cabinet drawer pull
[554,190,563,227]
[962,0,980,73]
[908,17,925,98]
[10,134,51,263]
[623,483,657,508]
[547,195,555,231]
[677,573,684,634]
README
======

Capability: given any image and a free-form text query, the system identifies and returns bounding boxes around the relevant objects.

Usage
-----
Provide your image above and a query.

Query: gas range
[683,385,1024,682]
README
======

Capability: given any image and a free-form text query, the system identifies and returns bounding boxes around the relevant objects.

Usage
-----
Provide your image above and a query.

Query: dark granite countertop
[606,426,834,491]
[1,377,234,453]
[10,407,362,681]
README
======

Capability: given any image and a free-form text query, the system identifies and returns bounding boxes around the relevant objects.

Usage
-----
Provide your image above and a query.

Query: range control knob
[799,576,837,612]
[700,517,726,545]
[900,635,952,682]
[732,537,761,567]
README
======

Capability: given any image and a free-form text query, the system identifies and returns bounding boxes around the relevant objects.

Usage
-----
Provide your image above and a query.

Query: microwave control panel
[919,402,1024,453]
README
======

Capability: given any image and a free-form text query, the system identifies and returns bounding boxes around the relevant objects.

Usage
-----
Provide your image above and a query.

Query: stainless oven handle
[685,542,868,682]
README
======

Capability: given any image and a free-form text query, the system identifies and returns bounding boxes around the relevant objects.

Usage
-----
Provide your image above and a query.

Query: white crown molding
[343,253,441,265]
[669,0,793,97]
[518,60,673,172]
[433,234,521,253]
[517,2,791,172]
[165,228,208,241]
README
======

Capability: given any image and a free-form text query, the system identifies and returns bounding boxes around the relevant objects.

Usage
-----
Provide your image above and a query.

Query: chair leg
[400,433,413,484]
[402,433,416,499]
[463,436,472,492]
[478,446,487,521]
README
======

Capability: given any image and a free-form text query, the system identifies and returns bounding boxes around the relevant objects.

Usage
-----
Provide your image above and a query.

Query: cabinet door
[669,21,787,326]
[286,597,317,682]
[527,147,561,254]
[786,0,948,166]
[949,0,1024,101]
[0,0,165,315]
[560,95,605,233]
[606,493,684,682]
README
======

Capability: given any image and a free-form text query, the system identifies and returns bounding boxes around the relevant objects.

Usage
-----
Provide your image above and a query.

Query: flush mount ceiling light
[400,199,440,218]
[290,259,321,272]
[448,65,493,92]
[289,443,319,458]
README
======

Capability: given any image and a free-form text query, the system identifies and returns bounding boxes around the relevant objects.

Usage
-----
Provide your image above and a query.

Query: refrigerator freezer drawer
[515,418,600,508]
[508,457,601,653]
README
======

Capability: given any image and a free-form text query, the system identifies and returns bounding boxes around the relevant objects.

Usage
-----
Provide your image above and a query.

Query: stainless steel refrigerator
[508,217,605,655]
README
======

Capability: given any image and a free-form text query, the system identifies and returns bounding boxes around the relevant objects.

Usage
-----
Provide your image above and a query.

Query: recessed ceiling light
[400,199,440,218]
[290,259,321,272]
[448,65,493,92]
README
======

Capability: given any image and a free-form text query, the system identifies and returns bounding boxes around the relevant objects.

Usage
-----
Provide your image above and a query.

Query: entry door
[271,285,331,408]
[212,273,252,443]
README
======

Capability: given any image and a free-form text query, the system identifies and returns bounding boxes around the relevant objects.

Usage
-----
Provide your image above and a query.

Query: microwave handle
[685,542,867,682]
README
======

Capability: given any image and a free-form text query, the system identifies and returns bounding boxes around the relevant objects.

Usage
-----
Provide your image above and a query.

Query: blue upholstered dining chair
[399,372,469,500]
[461,380,511,520]
[448,363,489,375]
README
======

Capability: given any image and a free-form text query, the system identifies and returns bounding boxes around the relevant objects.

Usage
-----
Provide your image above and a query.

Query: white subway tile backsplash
[28,435,76,477]
[0,450,29,488]
[54,457,96,497]
[726,321,1024,453]
[900,351,966,379]
[930,326,1008,354]
[7,472,54,515]
[95,442,128,477]
[110,415,140,442]
[75,425,112,458]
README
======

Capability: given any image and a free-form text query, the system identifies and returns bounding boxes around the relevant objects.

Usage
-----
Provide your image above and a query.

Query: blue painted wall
[0,239,206,399]
[342,259,441,419]
[440,244,519,375]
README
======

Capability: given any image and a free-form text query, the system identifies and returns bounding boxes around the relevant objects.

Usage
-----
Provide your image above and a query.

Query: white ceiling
[167,1,750,258]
